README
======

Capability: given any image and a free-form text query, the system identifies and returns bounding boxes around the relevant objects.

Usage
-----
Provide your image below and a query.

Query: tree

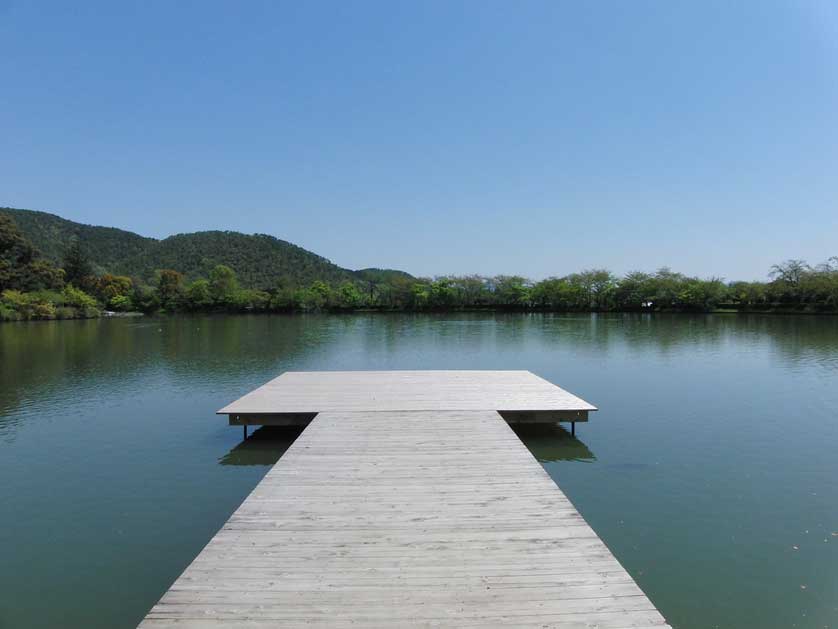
[648,267,686,309]
[531,277,580,310]
[132,283,159,312]
[814,256,838,273]
[62,284,98,309]
[614,271,653,309]
[186,279,213,310]
[109,294,134,312]
[228,288,270,311]
[0,213,64,291]
[769,259,809,285]
[768,259,810,304]
[492,276,530,307]
[337,282,364,309]
[385,276,417,309]
[411,282,431,309]
[156,269,184,311]
[455,275,490,307]
[20,260,65,292]
[729,281,767,307]
[209,265,239,304]
[63,239,94,288]
[583,269,617,309]
[677,278,728,311]
[428,278,456,308]
[269,286,296,311]
[307,281,331,310]
[96,274,133,304]
[0,214,31,276]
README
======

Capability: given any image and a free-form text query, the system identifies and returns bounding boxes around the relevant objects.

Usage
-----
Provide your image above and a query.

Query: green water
[1,314,837,628]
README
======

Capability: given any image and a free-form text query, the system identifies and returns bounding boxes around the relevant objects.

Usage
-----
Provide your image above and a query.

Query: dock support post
[243,425,248,440]
[571,421,575,436]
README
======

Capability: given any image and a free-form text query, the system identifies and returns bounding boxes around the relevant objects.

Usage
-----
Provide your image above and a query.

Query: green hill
[354,268,416,283]
[114,230,356,287]
[0,207,154,276]
[0,207,411,288]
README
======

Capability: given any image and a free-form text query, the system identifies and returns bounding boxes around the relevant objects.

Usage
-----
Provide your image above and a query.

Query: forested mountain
[1,207,154,275]
[113,231,356,287]
[0,207,406,288]
[3,206,836,323]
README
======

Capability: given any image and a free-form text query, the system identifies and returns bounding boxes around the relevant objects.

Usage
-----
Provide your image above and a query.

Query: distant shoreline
[4,307,838,323]
[3,207,837,322]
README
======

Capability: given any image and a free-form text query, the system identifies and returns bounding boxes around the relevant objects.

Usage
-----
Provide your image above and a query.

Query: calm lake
[1,313,837,628]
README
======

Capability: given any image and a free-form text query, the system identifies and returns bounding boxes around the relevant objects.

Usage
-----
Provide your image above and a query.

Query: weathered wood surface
[218,370,597,415]
[140,408,668,628]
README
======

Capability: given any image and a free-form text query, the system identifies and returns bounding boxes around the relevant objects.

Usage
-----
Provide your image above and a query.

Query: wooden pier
[140,371,669,628]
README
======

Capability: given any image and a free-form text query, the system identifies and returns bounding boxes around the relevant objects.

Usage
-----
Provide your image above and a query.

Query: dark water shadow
[512,423,596,463]
[218,426,305,466]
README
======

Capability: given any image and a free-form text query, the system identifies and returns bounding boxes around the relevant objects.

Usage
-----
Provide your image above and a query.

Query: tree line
[2,213,838,320]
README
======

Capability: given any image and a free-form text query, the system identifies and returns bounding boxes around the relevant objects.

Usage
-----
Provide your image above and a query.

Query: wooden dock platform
[140,371,669,628]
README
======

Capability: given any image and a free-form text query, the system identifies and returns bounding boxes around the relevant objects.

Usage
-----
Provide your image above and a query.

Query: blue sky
[1,1,836,280]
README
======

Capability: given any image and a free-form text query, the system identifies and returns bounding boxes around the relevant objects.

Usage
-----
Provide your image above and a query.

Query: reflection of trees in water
[0,315,335,437]
[359,313,529,358]
[157,314,321,378]
[740,314,838,365]
[0,319,157,432]
[532,312,729,356]
[3,312,837,439]
[531,312,620,357]
[512,423,596,463]
[360,312,735,359]
[531,312,838,367]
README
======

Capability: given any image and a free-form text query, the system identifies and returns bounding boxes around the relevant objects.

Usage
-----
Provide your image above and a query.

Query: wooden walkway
[140,372,669,628]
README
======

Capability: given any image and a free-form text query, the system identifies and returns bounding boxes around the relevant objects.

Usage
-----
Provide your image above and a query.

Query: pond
[1,313,837,628]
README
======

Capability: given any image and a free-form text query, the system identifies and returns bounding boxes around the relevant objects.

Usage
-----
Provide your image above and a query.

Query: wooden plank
[140,408,668,628]
[217,370,597,415]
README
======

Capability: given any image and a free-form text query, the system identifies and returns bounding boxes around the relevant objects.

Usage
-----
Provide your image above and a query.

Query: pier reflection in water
[513,423,596,463]
[218,426,305,466]
[219,418,597,468]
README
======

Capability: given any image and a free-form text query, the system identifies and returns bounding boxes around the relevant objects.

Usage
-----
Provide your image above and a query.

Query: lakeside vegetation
[2,209,838,321]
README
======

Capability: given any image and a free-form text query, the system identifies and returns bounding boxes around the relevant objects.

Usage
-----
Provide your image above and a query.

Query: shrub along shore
[5,260,838,322]
[2,214,837,321]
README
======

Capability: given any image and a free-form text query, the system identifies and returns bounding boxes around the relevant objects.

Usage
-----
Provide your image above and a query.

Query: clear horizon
[2,1,837,282]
